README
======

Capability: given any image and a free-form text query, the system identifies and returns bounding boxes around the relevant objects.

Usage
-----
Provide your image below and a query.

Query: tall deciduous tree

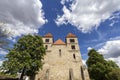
[86,49,107,80]
[86,49,120,80]
[1,35,45,80]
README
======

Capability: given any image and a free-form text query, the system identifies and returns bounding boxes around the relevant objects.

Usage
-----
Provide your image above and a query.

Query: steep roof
[53,39,66,45]
[66,33,76,38]
[43,33,53,38]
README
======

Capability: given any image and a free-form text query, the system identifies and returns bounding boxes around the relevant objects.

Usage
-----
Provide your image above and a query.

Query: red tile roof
[53,39,66,45]
[66,33,76,38]
[43,33,53,37]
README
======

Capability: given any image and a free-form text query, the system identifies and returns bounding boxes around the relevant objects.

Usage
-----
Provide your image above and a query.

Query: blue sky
[0,0,120,66]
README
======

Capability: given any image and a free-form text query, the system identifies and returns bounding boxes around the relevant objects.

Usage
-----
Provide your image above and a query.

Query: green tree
[86,49,120,80]
[86,49,107,80]
[105,60,119,80]
[107,60,119,69]
[86,49,106,67]
[107,68,120,80]
[1,34,45,80]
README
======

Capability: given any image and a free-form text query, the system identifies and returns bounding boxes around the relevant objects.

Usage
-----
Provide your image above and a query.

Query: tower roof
[53,39,66,45]
[66,33,76,38]
[43,33,53,38]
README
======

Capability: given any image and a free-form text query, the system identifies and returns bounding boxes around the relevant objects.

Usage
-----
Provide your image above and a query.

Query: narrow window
[73,54,76,59]
[69,68,74,80]
[59,49,61,57]
[45,39,49,43]
[45,45,48,49]
[81,66,85,80]
[45,69,49,80]
[71,45,75,49]
[70,39,75,43]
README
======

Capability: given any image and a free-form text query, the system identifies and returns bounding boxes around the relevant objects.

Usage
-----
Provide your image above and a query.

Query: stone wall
[35,37,90,80]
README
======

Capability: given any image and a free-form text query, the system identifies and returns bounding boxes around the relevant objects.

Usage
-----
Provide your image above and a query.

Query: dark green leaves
[1,34,45,76]
[86,49,120,80]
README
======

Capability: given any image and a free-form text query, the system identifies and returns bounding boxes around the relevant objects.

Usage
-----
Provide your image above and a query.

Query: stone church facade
[35,33,90,80]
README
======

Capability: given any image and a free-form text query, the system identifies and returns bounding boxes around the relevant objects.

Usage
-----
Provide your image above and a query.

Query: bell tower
[42,33,53,51]
[66,33,81,61]
[66,33,79,50]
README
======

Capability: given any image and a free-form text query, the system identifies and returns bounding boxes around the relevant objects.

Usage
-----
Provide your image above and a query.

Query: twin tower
[35,33,90,80]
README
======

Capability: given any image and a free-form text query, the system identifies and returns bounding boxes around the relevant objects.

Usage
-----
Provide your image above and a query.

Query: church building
[35,33,90,80]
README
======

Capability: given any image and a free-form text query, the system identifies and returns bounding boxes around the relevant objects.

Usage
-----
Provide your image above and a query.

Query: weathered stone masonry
[35,33,90,80]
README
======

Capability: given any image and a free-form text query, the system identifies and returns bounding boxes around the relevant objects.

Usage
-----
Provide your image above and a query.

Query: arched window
[71,45,75,49]
[81,66,85,80]
[45,69,49,80]
[70,39,75,43]
[45,45,48,50]
[59,49,61,57]
[69,68,74,80]
[45,39,49,43]
[73,54,76,59]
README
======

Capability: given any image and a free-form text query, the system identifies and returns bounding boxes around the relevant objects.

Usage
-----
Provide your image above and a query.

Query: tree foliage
[107,68,120,80]
[86,49,120,80]
[1,35,45,79]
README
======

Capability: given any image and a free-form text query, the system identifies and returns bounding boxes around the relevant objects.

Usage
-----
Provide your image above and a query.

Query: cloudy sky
[0,0,120,67]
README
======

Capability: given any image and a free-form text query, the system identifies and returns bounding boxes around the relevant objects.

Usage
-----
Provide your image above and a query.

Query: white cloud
[56,0,120,33]
[0,48,8,55]
[87,47,92,51]
[109,36,120,41]
[0,0,47,38]
[61,0,72,4]
[0,60,3,66]
[98,40,120,58]
[98,40,120,67]
[109,20,119,27]
[107,56,120,67]
[82,60,87,66]
[109,11,120,20]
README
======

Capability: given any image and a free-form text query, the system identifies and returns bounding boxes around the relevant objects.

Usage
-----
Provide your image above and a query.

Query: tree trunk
[19,66,26,80]
[30,74,35,80]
